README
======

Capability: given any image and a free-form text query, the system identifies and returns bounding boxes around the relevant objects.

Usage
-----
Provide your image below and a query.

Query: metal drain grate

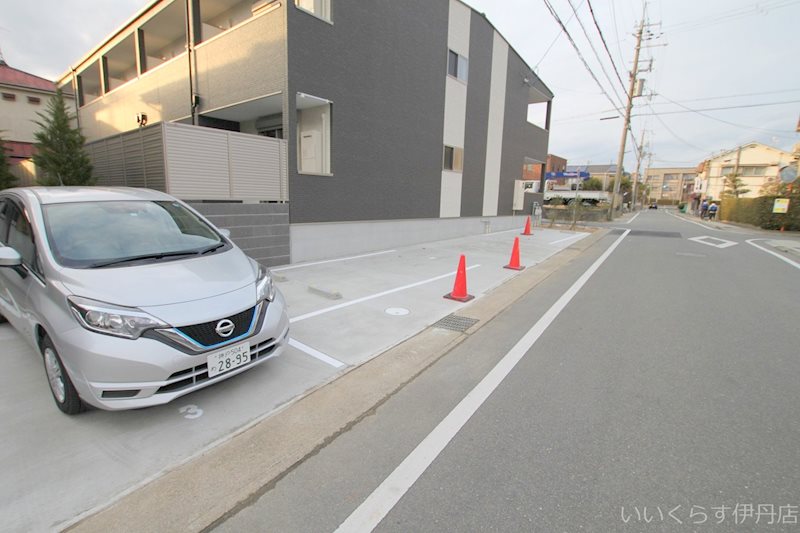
[433,314,479,332]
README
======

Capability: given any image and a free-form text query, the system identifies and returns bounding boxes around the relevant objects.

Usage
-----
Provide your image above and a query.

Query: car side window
[7,202,43,277]
[0,199,11,244]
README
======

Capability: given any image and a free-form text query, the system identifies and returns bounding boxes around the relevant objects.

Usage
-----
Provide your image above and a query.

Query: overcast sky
[1,0,798,171]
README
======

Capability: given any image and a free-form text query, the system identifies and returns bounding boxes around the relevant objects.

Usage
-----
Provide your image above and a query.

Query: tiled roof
[0,60,56,92]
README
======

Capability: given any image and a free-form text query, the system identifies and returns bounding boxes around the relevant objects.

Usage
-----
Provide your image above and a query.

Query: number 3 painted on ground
[179,404,203,419]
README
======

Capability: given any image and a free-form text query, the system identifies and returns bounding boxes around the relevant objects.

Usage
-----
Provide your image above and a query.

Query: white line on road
[334,230,631,533]
[289,338,346,368]
[746,239,800,270]
[290,265,482,323]
[272,250,398,272]
[665,210,714,230]
[549,233,588,245]
[625,212,640,224]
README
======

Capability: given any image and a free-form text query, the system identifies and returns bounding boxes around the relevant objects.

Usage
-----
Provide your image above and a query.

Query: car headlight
[256,265,276,302]
[68,296,168,339]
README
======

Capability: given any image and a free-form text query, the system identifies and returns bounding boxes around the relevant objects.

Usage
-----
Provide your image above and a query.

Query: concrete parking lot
[0,223,590,532]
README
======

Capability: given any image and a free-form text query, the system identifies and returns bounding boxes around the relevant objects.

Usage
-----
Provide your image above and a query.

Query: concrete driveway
[0,224,590,532]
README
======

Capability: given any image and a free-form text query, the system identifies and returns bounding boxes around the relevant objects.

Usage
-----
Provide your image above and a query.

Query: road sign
[773,198,790,214]
[545,171,590,179]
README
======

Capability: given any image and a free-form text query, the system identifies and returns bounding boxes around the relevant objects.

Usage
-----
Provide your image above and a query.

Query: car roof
[9,187,176,205]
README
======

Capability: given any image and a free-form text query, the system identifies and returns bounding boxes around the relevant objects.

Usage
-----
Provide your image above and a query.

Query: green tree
[0,135,18,190]
[32,89,94,186]
[722,174,750,198]
[582,177,603,190]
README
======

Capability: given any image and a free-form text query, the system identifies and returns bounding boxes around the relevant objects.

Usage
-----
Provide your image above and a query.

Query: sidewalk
[64,224,608,533]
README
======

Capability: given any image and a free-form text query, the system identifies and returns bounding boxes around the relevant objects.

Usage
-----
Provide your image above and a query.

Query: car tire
[41,334,84,415]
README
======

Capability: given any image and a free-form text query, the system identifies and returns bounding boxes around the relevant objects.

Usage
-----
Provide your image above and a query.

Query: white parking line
[289,338,346,368]
[549,233,587,245]
[746,239,800,270]
[334,230,631,533]
[289,265,482,323]
[272,250,398,272]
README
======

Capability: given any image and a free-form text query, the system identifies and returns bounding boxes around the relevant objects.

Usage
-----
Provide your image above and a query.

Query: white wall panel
[165,123,230,199]
[482,32,508,216]
[448,0,471,57]
[440,171,463,218]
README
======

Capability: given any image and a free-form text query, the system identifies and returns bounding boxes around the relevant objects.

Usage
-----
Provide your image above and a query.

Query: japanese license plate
[207,342,251,377]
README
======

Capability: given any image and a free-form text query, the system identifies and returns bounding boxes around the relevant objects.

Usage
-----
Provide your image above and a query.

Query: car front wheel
[41,334,84,415]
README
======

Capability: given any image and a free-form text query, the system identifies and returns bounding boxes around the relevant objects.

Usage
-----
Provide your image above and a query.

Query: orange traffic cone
[444,255,474,302]
[521,216,533,236]
[504,237,525,271]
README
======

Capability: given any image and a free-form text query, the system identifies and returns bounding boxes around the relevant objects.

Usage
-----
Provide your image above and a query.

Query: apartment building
[0,57,73,185]
[695,142,794,202]
[642,167,697,203]
[56,0,553,264]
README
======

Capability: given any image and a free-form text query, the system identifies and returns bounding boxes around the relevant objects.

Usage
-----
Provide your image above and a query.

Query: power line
[535,0,586,69]
[632,99,800,117]
[646,103,709,153]
[650,88,800,105]
[586,0,627,94]
[564,0,626,108]
[541,0,623,114]
[649,94,800,138]
[663,0,800,34]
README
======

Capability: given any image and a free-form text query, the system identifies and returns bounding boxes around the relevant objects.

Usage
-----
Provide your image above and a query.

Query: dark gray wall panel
[498,51,550,215]
[287,0,449,224]
[460,13,493,217]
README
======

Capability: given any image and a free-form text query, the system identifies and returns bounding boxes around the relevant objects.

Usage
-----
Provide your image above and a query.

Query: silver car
[0,187,289,414]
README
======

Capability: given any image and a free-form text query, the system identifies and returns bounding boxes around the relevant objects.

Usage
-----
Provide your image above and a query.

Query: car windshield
[42,200,225,269]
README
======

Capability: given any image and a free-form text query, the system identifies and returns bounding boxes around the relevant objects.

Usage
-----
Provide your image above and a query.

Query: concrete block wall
[189,202,290,268]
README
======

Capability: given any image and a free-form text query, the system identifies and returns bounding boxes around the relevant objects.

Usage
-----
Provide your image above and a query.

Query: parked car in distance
[649,202,658,209]
[0,187,289,414]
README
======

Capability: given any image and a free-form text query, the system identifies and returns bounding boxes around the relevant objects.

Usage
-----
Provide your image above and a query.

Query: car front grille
[176,306,256,348]
[155,337,280,394]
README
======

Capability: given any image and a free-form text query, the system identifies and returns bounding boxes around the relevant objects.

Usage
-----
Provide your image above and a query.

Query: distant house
[695,142,794,202]
[527,154,566,181]
[0,57,73,185]
[55,0,554,265]
[566,163,620,190]
[642,167,697,204]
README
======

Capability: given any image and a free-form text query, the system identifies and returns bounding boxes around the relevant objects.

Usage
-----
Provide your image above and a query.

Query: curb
[65,228,610,533]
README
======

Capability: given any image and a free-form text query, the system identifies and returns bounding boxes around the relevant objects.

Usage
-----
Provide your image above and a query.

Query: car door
[0,196,45,343]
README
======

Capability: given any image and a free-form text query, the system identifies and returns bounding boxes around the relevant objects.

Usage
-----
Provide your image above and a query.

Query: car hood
[58,248,257,307]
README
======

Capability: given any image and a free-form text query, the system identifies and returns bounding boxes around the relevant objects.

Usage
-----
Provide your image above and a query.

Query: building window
[447,50,468,83]
[443,146,463,172]
[297,93,331,174]
[739,166,767,176]
[295,0,331,21]
[1,93,15,101]
[27,96,41,105]
[77,60,102,106]
[721,166,735,176]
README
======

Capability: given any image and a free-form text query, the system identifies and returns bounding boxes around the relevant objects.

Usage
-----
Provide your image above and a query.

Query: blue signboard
[545,171,591,179]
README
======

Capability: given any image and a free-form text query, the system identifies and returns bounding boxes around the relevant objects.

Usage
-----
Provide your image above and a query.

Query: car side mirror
[219,228,231,239]
[0,247,23,268]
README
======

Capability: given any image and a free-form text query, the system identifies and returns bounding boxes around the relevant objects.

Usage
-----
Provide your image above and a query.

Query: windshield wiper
[198,243,225,255]
[88,250,200,268]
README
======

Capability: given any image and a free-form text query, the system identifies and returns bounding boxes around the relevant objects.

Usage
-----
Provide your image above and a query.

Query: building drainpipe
[70,68,81,130]
[185,0,198,125]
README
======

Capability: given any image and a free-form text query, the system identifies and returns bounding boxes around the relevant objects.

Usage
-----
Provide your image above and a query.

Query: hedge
[721,191,800,231]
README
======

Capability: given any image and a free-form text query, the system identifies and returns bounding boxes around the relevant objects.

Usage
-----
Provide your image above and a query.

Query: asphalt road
[216,210,800,532]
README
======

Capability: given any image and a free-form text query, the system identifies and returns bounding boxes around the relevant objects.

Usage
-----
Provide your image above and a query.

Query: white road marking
[549,233,588,245]
[334,230,631,533]
[289,338,346,368]
[689,236,738,249]
[746,239,800,270]
[625,212,640,224]
[290,265,482,323]
[666,210,714,229]
[272,250,398,272]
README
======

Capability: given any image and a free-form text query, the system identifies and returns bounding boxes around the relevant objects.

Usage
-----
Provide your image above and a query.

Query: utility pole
[607,11,647,220]
[632,129,647,211]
